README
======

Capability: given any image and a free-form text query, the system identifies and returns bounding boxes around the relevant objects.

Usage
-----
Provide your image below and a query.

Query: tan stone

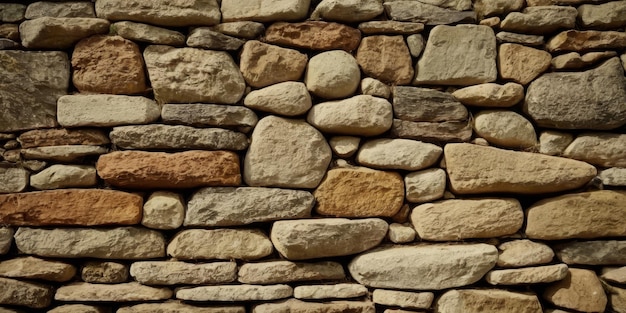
[602,267,626,284]
[358,21,424,35]
[307,95,393,136]
[238,261,345,284]
[383,1,476,25]
[486,264,569,285]
[452,83,524,108]
[305,50,360,99]
[356,36,414,85]
[130,261,237,285]
[18,128,108,148]
[176,284,292,302]
[361,78,390,98]
[95,0,220,27]
[373,289,433,309]
[0,277,52,309]
[599,168,626,186]
[578,1,626,30]
[473,110,537,149]
[498,43,551,85]
[500,6,577,35]
[96,150,240,189]
[265,21,360,51]
[0,256,75,282]
[221,0,309,22]
[475,0,525,18]
[564,133,626,167]
[539,131,574,156]
[48,304,109,313]
[167,229,273,261]
[294,284,368,300]
[186,28,244,50]
[357,138,442,171]
[244,82,311,116]
[547,30,626,52]
[112,21,185,46]
[388,223,417,243]
[405,168,446,203]
[142,191,184,230]
[55,282,172,302]
[211,21,265,39]
[21,145,107,162]
[543,268,607,313]
[253,299,375,313]
[0,4,25,22]
[30,165,96,190]
[81,261,128,283]
[240,41,307,88]
[0,228,12,255]
[329,136,360,158]
[496,32,544,46]
[605,284,626,313]
[444,143,596,194]
[497,240,554,268]
[0,166,28,194]
[118,303,245,313]
[57,95,160,127]
[392,120,473,143]
[311,0,383,23]
[19,17,109,49]
[436,289,542,313]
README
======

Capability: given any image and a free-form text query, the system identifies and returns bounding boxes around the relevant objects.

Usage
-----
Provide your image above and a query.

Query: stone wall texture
[1,0,626,312]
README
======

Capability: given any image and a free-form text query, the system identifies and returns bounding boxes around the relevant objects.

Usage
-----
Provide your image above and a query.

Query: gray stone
[0,277,52,309]
[110,125,248,151]
[475,0,525,18]
[358,21,425,35]
[500,6,577,35]
[393,87,468,122]
[497,240,554,268]
[563,133,626,167]
[0,38,18,50]
[392,119,473,143]
[244,82,311,116]
[556,240,626,265]
[539,131,574,156]
[294,284,368,300]
[0,166,28,193]
[130,261,236,285]
[48,304,109,313]
[404,168,446,203]
[384,1,476,25]
[239,41,308,88]
[30,165,96,190]
[578,1,626,30]
[211,21,265,39]
[112,21,185,46]
[0,256,75,282]
[307,95,393,136]
[305,50,360,99]
[95,0,220,27]
[436,289,543,313]
[599,168,626,186]
[142,191,184,230]
[19,17,109,49]
[187,27,244,50]
[311,0,383,23]
[118,303,245,313]
[238,261,345,284]
[356,138,442,171]
[496,32,544,46]
[473,110,537,149]
[486,264,569,285]
[167,229,273,261]
[57,95,160,127]
[161,104,258,133]
[0,4,25,22]
[25,2,94,18]
[21,145,108,162]
[81,261,128,284]
[253,299,375,313]
[177,284,292,302]
[0,228,12,254]
[221,0,309,22]
[373,289,433,309]
[55,282,172,302]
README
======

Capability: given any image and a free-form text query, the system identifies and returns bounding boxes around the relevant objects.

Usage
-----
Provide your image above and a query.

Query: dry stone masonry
[1,0,626,312]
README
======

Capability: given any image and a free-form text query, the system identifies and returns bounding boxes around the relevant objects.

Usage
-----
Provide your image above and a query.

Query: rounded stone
[473,110,537,149]
[305,50,360,99]
[141,191,184,230]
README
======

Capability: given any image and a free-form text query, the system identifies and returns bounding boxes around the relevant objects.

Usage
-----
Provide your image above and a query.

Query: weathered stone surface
[384,1,476,25]
[308,95,393,136]
[599,168,626,186]
[118,303,245,313]
[19,17,108,49]
[253,299,375,313]
[547,30,626,52]
[97,150,241,189]
[314,167,404,217]
[496,32,544,46]
[500,6,577,35]
[21,145,107,162]
[0,24,18,41]
[110,125,248,151]
[167,229,273,261]
[0,277,52,308]
[81,261,128,283]
[444,143,597,194]
[373,289,433,309]
[556,241,626,265]
[527,0,604,5]
[605,285,626,313]
[486,264,569,285]
[551,51,617,70]
[0,166,28,193]
[0,257,74,282]
[25,2,94,18]
[475,0,525,18]
[498,240,554,268]
[244,116,330,188]
[357,36,413,85]
[498,43,551,85]
[358,21,424,35]
[185,187,313,227]
[186,27,244,50]
[393,86,468,122]
[240,40,307,88]
[144,46,245,104]
[411,198,523,241]
[55,282,172,302]
[244,82,311,116]
[578,1,626,30]
[57,95,159,127]
[602,266,626,284]
[436,289,542,313]
[112,21,185,46]
[48,304,108,313]
[311,0,383,22]
[305,50,360,99]
[349,244,497,290]
[388,223,417,243]
[329,136,360,157]
[30,165,96,190]
[526,190,626,240]
[265,21,360,51]
[392,120,473,143]
[0,4,25,22]
[0,228,12,254]
[142,191,184,230]
[161,104,258,132]
[415,25,496,85]
[357,139,441,171]
[0,38,17,50]
[177,284,292,302]
[564,133,626,167]
[544,268,607,313]
[452,83,524,107]
[361,78,390,98]
[271,218,387,260]
[539,131,574,156]
[18,128,109,149]
[406,34,425,57]
[221,0,309,22]
[211,21,265,39]
[0,51,68,132]
[238,261,345,284]
[95,0,220,27]
[473,110,537,149]
[294,284,368,300]
[130,261,236,285]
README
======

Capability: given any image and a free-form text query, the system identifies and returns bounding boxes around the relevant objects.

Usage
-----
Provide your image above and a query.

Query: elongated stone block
[0,277,53,308]
[177,284,292,302]
[168,229,273,261]
[55,282,172,302]
[238,261,345,284]
[130,261,237,285]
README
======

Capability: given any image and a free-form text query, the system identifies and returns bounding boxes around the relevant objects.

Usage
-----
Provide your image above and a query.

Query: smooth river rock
[357,138,441,171]
[167,229,273,261]
[110,125,248,151]
[238,261,345,284]
[563,133,626,167]
[307,95,393,136]
[473,110,537,149]
[305,50,360,99]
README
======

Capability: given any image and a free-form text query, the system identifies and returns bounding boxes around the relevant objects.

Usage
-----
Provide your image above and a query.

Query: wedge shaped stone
[30,165,96,190]
[473,110,537,149]
[167,229,273,261]
[95,0,220,27]
[238,261,345,284]
[0,256,75,282]
[253,299,375,313]
[311,0,383,22]
[57,95,160,127]
[436,289,542,313]
[240,40,307,88]
[0,277,52,309]
[55,282,172,302]
[110,125,248,151]
[19,17,109,49]
[17,128,109,148]
[307,95,393,136]
[112,21,185,46]
[485,264,569,285]
[130,261,237,285]
[547,30,626,52]
[563,133,626,167]
[177,284,292,302]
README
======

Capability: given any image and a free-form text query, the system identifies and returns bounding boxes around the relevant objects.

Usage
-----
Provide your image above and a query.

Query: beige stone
[388,223,417,243]
[475,0,525,18]
[130,261,236,285]
[18,128,109,149]
[161,104,258,132]
[547,30,626,52]
[405,168,446,203]
[373,289,433,309]
[48,304,109,313]
[311,0,383,23]
[0,228,12,254]
[95,0,220,27]
[383,1,476,25]
[543,268,607,313]
[496,32,544,46]
[564,133,626,167]
[221,0,309,22]
[176,284,292,302]
[81,261,128,283]
[244,82,311,116]
[358,21,424,35]
[55,282,172,302]
[539,131,574,156]
[360,78,390,98]
[110,125,248,151]
[356,36,413,85]
[30,165,96,190]
[0,256,75,282]
[407,34,425,57]
[329,136,360,158]
[473,110,537,149]
[578,1,626,30]
[167,229,273,261]
[0,166,28,193]
[118,303,245,313]
[265,21,360,51]
[500,6,577,34]
[605,284,626,313]
[238,261,345,284]
[19,17,109,49]
[497,240,554,268]
[211,21,265,39]
[357,139,441,171]
[57,95,159,127]
[307,95,393,136]
[0,277,52,308]
[599,168,626,186]
[436,289,542,313]
[498,43,551,85]
[294,284,368,300]
[556,240,626,265]
[481,16,501,27]
[253,299,375,313]
[602,266,626,284]
[186,27,244,51]
[21,145,108,162]
[142,191,184,230]
[112,21,184,46]
[25,2,94,18]
[240,41,307,88]
[305,50,360,99]
[452,83,524,108]
[486,264,569,285]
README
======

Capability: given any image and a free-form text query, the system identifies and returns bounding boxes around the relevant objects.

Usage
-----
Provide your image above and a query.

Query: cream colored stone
[81,261,128,283]
[30,165,96,190]
[48,304,109,313]
[479,16,500,27]
[361,78,390,98]
[57,95,159,127]
[240,41,307,88]
[0,256,75,282]
[142,191,184,230]
[329,136,360,158]
[498,43,551,85]
[497,240,554,268]
[599,168,626,186]
[373,289,433,309]
[602,266,626,284]
[117,303,245,313]
[357,139,442,171]
[22,145,107,162]
[388,223,416,243]
[253,299,375,313]
[539,131,574,156]
[486,264,569,285]
[406,34,425,58]
[452,83,524,107]
[405,168,446,203]
[167,229,273,261]
[55,282,172,302]
[294,284,368,300]
[500,6,577,34]
[311,0,383,22]
[474,0,524,18]
[306,50,360,99]
[543,268,607,313]
[0,166,28,193]
[95,0,220,27]
[307,95,393,136]
[436,289,542,313]
[0,277,52,308]
[19,17,109,49]
[130,261,236,285]
[221,0,309,22]
[177,284,292,302]
[473,110,537,149]
[0,228,12,254]
[244,82,311,116]
[112,21,185,46]
[238,261,344,284]
[564,133,626,167]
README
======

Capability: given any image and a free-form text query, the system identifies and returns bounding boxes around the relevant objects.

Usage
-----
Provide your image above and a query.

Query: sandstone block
[0,166,28,193]
[498,43,551,85]
[0,277,52,309]
[361,78,390,98]
[384,1,476,25]
[81,261,128,283]
[307,95,393,136]
[500,6,577,34]
[48,304,109,313]
[19,17,109,49]
[253,299,375,313]
[18,128,109,149]
[452,83,524,108]
[142,191,184,230]
[118,303,244,313]
[358,21,424,35]
[112,21,185,46]
[547,30,626,52]
[55,282,172,302]
[57,95,160,127]
[221,0,309,22]
[265,21,360,51]
[95,0,220,27]
[357,139,442,171]
[238,261,345,284]
[161,104,258,132]
[486,264,569,285]
[30,165,96,190]
[110,125,248,151]
[543,268,607,313]
[404,168,446,203]
[25,2,94,18]
[599,168,626,186]
[475,0,525,18]
[311,0,383,22]
[373,289,433,309]
[0,4,25,22]
[186,27,244,50]
[539,131,574,156]
[556,240,626,265]
[473,110,537,149]
[564,133,626,167]
[244,82,311,116]
[305,50,360,99]
[496,32,544,46]
[240,41,307,88]
[0,24,19,41]
[602,267,626,284]
[0,228,12,254]
[578,1,626,30]
[177,284,292,302]
[294,284,368,300]
[388,223,417,243]
[356,36,414,85]
[392,120,473,143]
[497,240,554,268]
[436,289,542,313]
[211,21,265,39]
[167,229,273,261]
[393,86,468,122]
[130,261,236,285]
[21,145,108,162]
[606,285,626,313]
[0,256,75,282]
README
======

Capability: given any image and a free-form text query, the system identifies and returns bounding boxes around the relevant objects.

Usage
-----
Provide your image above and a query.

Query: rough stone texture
[547,30,626,52]
[110,125,248,151]
[244,82,311,116]
[444,143,597,194]
[556,241,626,265]
[265,21,360,51]
[253,299,375,313]
[30,165,96,190]
[142,191,184,230]
[496,32,544,46]
[177,284,292,302]
[18,128,109,149]
[244,116,331,188]
[373,289,433,309]
[0,38,18,49]
[563,133,626,167]
[167,229,273,261]
[392,120,473,143]
[527,0,603,5]
[96,150,241,189]
[48,304,109,313]
[15,227,164,259]
[414,25,496,85]
[393,86,468,122]
[130,261,236,285]
[498,43,551,85]
[238,261,345,284]
[112,21,185,46]
[356,36,413,85]
[221,0,309,22]
[311,0,383,22]
[405,168,446,203]
[240,40,307,88]
[21,145,108,162]
[526,190,626,240]
[211,21,265,39]
[0,167,28,193]
[349,244,497,290]
[186,27,244,50]
[599,168,626,186]
[0,256,75,282]
[578,1,626,30]
[500,6,577,35]
[497,240,555,268]
[305,50,360,99]
[357,139,441,171]
[161,104,258,132]
[19,17,109,49]
[473,110,537,149]
[185,187,313,227]
[0,189,141,226]
[539,131,574,156]
[602,266,626,284]
[0,24,19,41]
[271,218,388,260]
[0,228,12,255]
[551,51,617,70]
[118,303,245,313]
[411,198,523,241]
[0,51,69,132]
[25,2,95,18]
[406,34,425,57]
[388,223,417,243]
[55,282,172,302]
[606,285,626,313]
[452,83,524,107]
[307,95,393,136]
[294,284,368,300]
[329,136,360,157]
[144,46,245,104]
[314,167,404,217]
[81,261,128,283]
[384,1,476,25]
[57,95,160,127]
[361,78,390,98]
[436,289,543,313]
[95,0,221,27]
[0,4,25,22]
[543,268,607,313]
[358,21,424,35]
[474,0,525,18]
[486,264,569,285]
[0,277,52,309]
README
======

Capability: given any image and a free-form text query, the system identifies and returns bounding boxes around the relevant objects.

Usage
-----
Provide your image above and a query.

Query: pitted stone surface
[244,82,311,116]
[0,256,75,282]
[0,166,28,194]
[130,261,237,285]
[238,261,345,284]
[95,0,221,27]
[265,21,361,51]
[356,36,414,85]
[81,261,128,284]
[0,277,52,309]
[142,191,185,230]
[307,95,393,136]
[110,125,248,151]
[498,43,551,85]
[240,41,308,88]
[167,229,273,261]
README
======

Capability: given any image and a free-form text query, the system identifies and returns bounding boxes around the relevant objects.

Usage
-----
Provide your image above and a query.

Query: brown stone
[436,289,542,313]
[0,24,18,41]
[18,128,109,149]
[0,189,142,226]
[72,35,146,95]
[358,21,424,35]
[547,30,626,52]
[239,40,308,88]
[0,277,53,309]
[498,43,551,85]
[265,21,360,51]
[391,119,473,143]
[0,256,75,282]
[96,151,241,189]
[543,268,607,313]
[314,167,404,217]
[356,35,414,85]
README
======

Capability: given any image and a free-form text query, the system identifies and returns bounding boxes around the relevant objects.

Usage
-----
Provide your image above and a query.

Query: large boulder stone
[311,0,383,22]
[356,138,442,170]
[221,0,309,22]
[547,30,626,52]
[265,21,361,51]
[307,95,393,136]
[556,240,626,265]
[57,95,160,127]
[543,268,607,313]
[30,165,96,190]
[167,229,273,261]
[383,1,476,25]
[19,17,109,49]
[0,166,28,193]
[112,21,185,46]
[435,289,542,313]
[0,277,52,309]
[305,50,360,99]
[392,86,468,122]
[18,128,109,148]
[161,104,258,132]
[95,0,220,27]
[55,282,172,302]
[356,36,414,85]
[177,284,292,302]
[563,133,626,167]
[473,110,537,149]
[238,261,345,284]
[578,1,626,30]
[130,261,237,285]
[244,82,311,116]
[253,299,375,313]
[498,43,551,85]
[240,40,307,88]
[0,256,75,282]
[500,6,577,34]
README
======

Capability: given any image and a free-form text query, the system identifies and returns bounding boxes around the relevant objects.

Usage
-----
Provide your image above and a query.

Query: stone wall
[0,0,626,312]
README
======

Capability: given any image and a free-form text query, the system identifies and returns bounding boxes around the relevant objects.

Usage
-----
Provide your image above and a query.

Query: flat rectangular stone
[18,128,109,148]
[485,264,569,285]
[57,95,160,127]
[176,284,292,302]
[55,282,172,302]
[391,119,472,143]
[238,260,345,284]
[373,289,434,309]
[47,304,109,313]
[294,284,368,300]
[117,303,245,313]
[0,277,53,309]
[21,145,108,162]
[130,261,237,285]
[95,0,221,27]
[161,103,258,133]
[0,256,76,282]
[253,299,375,313]
[110,125,248,151]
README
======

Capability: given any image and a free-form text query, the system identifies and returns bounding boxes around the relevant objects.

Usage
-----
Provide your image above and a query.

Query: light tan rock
[21,145,108,162]
[294,284,368,300]
[167,229,273,261]
[358,21,424,35]
[0,228,12,254]
[112,21,185,46]
[305,50,360,99]
[30,165,96,190]
[452,83,524,107]
[117,303,245,313]
[556,240,626,265]
[110,125,248,151]
[578,1,626,30]
[388,223,416,243]
[0,166,28,193]
[357,139,441,171]
[605,284,626,313]
[539,131,574,156]
[238,261,345,284]
[311,0,383,22]
[496,32,544,46]
[25,2,94,18]
[498,43,551,85]
[307,95,393,136]
[17,128,109,148]
[361,78,390,98]
[444,143,597,194]
[329,136,360,157]
[473,110,537,149]
[95,0,220,27]
[19,17,109,49]
[486,264,569,285]
[55,282,172,302]
[356,36,413,85]
[500,6,577,34]
[373,289,433,309]
[564,133,626,167]
[48,304,109,313]
[81,261,128,283]
[480,16,500,27]
[599,168,626,186]
[436,289,542,313]
[253,299,375,313]
[161,104,258,132]
[602,266,626,284]
[57,95,159,127]
[186,27,244,51]
[527,0,603,5]
[547,30,626,52]
[543,268,607,313]
[244,82,311,116]
[383,1,476,25]
[211,21,265,39]
[271,218,388,260]
[177,284,292,302]
[406,34,425,57]
[265,21,360,51]
[0,277,52,308]
[475,0,525,18]
[405,168,446,203]
[0,256,75,282]
[142,191,184,230]
[240,40,307,88]
[497,240,554,268]
[130,261,236,285]
[392,86,468,122]
[221,0,309,22]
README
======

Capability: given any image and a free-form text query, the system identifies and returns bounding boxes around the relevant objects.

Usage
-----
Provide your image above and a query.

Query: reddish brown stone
[356,35,414,85]
[96,151,241,189]
[0,189,142,226]
[72,35,146,94]
[265,21,361,51]
[18,128,109,148]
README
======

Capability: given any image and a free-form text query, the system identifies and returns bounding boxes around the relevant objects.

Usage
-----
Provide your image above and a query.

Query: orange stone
[265,21,361,51]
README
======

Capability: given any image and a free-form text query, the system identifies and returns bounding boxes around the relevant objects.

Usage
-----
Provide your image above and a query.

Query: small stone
[110,125,248,151]
[388,223,417,243]
[436,289,543,313]
[118,303,245,313]
[221,0,309,22]
[602,266,626,284]
[306,50,360,99]
[18,128,109,149]
[551,52,586,70]
[496,32,544,46]
[473,110,537,149]
[294,284,368,300]
[161,104,258,132]
[0,4,25,22]
[15,227,165,259]
[311,0,383,23]
[2,150,20,163]
[373,289,433,310]
[474,0,525,18]
[211,21,264,39]
[497,240,554,268]
[55,282,172,302]
[244,82,311,116]
[498,43,551,85]
[130,261,236,285]
[19,17,109,49]
[356,36,413,85]
[547,30,626,52]
[307,95,393,136]
[0,38,17,49]
[97,150,241,189]
[358,21,424,35]
[486,264,569,285]
[81,261,128,283]
[177,284,292,302]
[0,277,52,309]
[265,21,361,51]
[142,191,184,230]
[57,95,159,127]
[556,240,626,265]
[357,138,442,171]
[238,261,345,284]
[329,136,360,158]
[30,165,95,190]
[0,256,74,282]
[538,131,574,156]
[360,78,390,98]
[0,166,28,193]
[21,145,107,162]
[95,0,220,27]
[606,285,626,313]
[500,6,577,35]
[48,304,108,313]
[599,168,626,186]
[578,1,626,30]
[186,27,244,50]
[392,120,473,143]
[405,168,447,203]
[543,269,607,313]
[314,167,404,217]
[253,299,375,313]
[0,228,12,254]
[564,133,626,167]
[240,40,307,88]
[384,1,476,25]
[0,24,19,41]
[406,34,425,57]
[25,2,94,18]
[480,16,500,27]
[393,86,468,122]
[271,218,388,260]
[452,83,524,107]
[167,229,273,261]
[112,21,184,46]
